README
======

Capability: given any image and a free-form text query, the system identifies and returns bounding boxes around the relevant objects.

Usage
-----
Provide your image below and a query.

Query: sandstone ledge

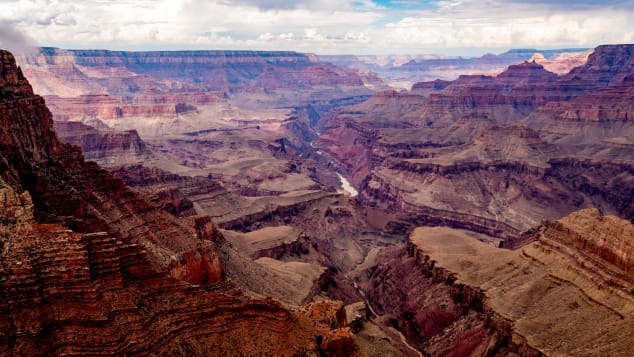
[408,215,634,356]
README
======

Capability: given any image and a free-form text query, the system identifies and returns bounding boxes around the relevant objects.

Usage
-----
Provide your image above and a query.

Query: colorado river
[336,173,358,197]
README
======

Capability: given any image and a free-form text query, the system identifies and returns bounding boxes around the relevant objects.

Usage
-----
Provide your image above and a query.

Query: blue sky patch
[371,0,440,10]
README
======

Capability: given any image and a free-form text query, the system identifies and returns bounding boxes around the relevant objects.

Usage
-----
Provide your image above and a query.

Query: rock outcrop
[0,49,359,355]
[44,93,223,120]
[18,47,370,213]
[543,208,634,274]
[54,121,151,167]
[560,44,634,87]
[359,209,634,355]
[542,74,634,122]
[16,47,374,121]
[316,44,634,235]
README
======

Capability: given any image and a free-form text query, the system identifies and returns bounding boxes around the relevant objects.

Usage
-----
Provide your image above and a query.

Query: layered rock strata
[54,121,152,167]
[15,47,373,212]
[44,93,224,120]
[316,45,634,235]
[0,187,356,355]
[0,49,359,355]
[16,47,374,118]
[360,209,634,355]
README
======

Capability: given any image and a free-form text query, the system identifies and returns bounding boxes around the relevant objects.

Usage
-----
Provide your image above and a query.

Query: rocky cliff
[0,49,359,355]
[16,47,373,116]
[359,209,634,355]
[316,44,634,235]
[44,93,218,120]
[16,47,373,212]
[542,74,634,121]
[54,121,152,167]
[561,44,634,86]
[543,208,634,274]
[20,48,322,92]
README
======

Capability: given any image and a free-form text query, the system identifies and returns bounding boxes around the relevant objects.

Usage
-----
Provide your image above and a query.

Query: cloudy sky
[1,0,634,55]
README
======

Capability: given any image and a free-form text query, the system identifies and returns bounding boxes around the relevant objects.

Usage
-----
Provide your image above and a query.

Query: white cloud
[374,1,634,52]
[0,0,633,54]
[0,19,37,54]
[219,0,351,10]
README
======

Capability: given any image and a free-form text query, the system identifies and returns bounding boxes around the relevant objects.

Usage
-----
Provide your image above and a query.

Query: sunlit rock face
[316,44,634,235]
[14,47,377,199]
[359,209,634,356]
[17,47,374,117]
[0,49,360,356]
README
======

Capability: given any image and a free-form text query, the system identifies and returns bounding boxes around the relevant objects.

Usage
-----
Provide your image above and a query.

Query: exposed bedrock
[107,163,369,307]
[541,74,634,122]
[0,49,361,355]
[359,241,524,355]
[109,164,222,190]
[17,47,375,116]
[54,121,152,167]
[108,164,219,218]
[323,48,588,90]
[542,208,634,276]
[315,44,634,240]
[153,187,196,217]
[168,217,225,285]
[0,62,201,269]
[359,209,634,356]
[0,177,358,356]
[251,233,312,260]
[546,158,634,221]
[44,93,221,120]
[560,44,634,87]
[213,191,341,231]
[359,157,634,232]
[168,244,224,284]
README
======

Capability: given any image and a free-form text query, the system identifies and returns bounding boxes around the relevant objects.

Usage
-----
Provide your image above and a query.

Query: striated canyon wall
[0,49,360,356]
[315,44,634,236]
[18,48,323,93]
[360,209,634,356]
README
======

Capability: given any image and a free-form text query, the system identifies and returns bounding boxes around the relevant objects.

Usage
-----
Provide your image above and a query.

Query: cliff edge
[0,49,359,356]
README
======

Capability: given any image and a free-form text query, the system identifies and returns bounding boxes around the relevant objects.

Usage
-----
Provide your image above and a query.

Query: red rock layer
[108,164,224,218]
[44,92,224,120]
[543,208,634,274]
[53,121,151,167]
[316,44,634,235]
[418,62,564,122]
[17,47,372,123]
[0,49,359,355]
[542,74,634,121]
[45,94,179,120]
[19,48,323,92]
[0,51,209,270]
[360,243,515,355]
[404,44,634,123]
[561,44,634,86]
[0,186,356,356]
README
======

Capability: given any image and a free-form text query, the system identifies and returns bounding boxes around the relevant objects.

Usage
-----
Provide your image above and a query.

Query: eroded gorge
[1,43,633,355]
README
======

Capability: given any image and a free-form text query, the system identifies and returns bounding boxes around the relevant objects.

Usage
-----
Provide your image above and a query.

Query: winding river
[336,173,358,197]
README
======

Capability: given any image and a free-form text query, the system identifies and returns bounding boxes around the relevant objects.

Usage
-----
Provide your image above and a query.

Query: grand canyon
[1,1,634,355]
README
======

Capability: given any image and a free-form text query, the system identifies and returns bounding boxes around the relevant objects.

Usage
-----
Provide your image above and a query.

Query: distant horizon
[2,1,633,57]
[17,44,597,59]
